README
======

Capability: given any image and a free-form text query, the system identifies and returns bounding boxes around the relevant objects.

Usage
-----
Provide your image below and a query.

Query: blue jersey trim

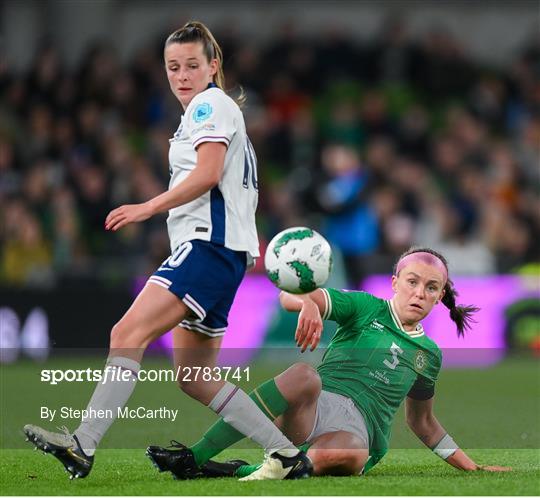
[210,186,225,245]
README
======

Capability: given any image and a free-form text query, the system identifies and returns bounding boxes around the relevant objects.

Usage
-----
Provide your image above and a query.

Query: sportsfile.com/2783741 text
[40,366,251,385]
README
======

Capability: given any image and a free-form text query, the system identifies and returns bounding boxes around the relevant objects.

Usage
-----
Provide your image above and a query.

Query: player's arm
[405,396,511,472]
[279,290,326,353]
[105,142,226,231]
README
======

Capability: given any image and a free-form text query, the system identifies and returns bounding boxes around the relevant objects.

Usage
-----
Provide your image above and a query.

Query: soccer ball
[264,227,333,294]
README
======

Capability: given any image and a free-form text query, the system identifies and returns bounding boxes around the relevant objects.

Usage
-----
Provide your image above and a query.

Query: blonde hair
[165,21,245,106]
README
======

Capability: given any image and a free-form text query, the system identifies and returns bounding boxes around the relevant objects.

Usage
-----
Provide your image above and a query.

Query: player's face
[164,42,218,109]
[391,261,446,328]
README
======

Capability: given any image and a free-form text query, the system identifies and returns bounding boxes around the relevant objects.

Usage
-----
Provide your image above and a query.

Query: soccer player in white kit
[23,21,312,481]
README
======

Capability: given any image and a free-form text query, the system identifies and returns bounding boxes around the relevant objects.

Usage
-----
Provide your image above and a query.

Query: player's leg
[234,363,321,481]
[231,432,368,480]
[274,363,322,445]
[170,325,223,403]
[150,334,314,479]
[304,391,370,476]
[307,431,369,476]
[234,432,368,480]
[230,363,321,479]
[146,239,312,479]
[240,389,369,480]
[24,282,190,478]
[236,431,368,479]
[147,362,321,479]
[75,283,190,444]
[191,361,321,456]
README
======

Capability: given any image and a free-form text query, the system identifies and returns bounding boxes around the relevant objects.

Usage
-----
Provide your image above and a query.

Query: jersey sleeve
[407,347,443,400]
[186,92,237,150]
[320,288,377,325]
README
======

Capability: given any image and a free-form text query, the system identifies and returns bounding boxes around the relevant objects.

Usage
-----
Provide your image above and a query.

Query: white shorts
[305,390,370,449]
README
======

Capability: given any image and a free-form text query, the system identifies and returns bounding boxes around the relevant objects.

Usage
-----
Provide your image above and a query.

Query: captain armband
[406,385,434,400]
[432,433,459,460]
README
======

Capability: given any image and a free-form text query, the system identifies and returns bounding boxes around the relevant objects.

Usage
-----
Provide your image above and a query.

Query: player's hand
[295,299,323,352]
[105,202,153,231]
[477,465,512,472]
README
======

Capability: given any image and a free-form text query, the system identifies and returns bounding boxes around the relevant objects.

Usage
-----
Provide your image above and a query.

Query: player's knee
[339,450,367,474]
[177,378,194,396]
[287,363,321,400]
[110,321,127,348]
[311,448,366,476]
[109,320,145,349]
[177,377,208,402]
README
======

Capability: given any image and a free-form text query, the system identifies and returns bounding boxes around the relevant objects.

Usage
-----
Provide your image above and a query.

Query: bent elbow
[206,176,220,190]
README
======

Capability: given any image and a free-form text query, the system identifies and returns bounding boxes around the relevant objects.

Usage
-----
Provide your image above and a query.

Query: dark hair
[395,246,480,337]
[165,21,245,105]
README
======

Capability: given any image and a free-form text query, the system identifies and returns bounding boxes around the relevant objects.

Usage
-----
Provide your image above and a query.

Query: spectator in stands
[1,18,537,289]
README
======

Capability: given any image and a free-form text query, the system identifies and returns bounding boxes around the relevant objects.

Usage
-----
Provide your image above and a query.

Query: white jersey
[167,86,259,257]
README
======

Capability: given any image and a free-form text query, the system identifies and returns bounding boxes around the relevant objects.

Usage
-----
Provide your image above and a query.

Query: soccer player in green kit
[147,247,511,479]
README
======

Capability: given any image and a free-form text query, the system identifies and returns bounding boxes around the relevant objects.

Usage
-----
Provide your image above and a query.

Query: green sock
[191,378,288,466]
[235,463,262,478]
[298,442,311,453]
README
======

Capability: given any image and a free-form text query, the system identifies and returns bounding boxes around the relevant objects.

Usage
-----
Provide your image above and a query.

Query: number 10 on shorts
[159,242,193,270]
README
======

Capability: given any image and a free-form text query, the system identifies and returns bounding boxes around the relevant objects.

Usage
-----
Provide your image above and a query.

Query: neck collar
[388,299,424,337]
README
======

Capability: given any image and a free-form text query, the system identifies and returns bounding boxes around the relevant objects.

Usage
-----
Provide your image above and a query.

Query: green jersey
[317,288,442,471]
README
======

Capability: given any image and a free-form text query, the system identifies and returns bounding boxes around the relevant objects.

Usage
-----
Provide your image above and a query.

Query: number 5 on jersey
[384,342,404,370]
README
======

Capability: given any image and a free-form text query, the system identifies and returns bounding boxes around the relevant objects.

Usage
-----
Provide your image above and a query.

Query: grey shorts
[305,390,370,449]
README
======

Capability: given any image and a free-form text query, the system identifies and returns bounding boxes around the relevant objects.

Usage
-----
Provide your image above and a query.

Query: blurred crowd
[1,19,539,288]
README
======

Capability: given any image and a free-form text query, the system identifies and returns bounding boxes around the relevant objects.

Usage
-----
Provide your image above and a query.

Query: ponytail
[396,246,480,337]
[441,278,480,337]
[165,21,245,106]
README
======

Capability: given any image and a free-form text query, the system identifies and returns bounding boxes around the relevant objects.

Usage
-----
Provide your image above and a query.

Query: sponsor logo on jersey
[193,123,216,134]
[370,320,384,331]
[193,103,213,122]
[369,369,390,385]
[414,350,426,371]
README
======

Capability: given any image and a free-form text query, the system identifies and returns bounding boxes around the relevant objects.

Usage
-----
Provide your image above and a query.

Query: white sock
[209,382,298,456]
[74,356,140,456]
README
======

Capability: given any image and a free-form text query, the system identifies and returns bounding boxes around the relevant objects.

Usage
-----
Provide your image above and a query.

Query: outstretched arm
[105,142,226,231]
[279,290,326,352]
[405,396,511,472]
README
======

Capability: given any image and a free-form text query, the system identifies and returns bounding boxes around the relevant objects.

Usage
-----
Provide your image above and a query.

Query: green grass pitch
[1,356,539,495]
[1,448,539,495]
